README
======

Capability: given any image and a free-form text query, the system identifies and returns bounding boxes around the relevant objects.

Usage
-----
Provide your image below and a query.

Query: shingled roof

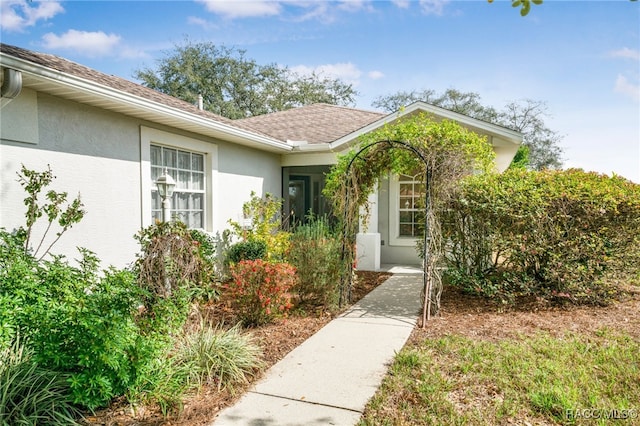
[0,43,275,138]
[236,103,385,145]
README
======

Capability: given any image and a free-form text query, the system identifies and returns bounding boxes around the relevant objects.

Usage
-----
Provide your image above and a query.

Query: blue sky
[2,0,639,181]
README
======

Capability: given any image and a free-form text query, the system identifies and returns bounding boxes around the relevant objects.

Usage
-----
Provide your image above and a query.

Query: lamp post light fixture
[156,168,176,222]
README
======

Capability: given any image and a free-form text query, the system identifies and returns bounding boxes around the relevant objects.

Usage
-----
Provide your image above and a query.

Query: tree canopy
[135,41,358,119]
[372,89,564,170]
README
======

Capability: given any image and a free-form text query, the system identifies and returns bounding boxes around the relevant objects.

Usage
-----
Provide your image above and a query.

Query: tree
[372,89,563,170]
[489,0,543,17]
[135,41,358,119]
[498,99,563,170]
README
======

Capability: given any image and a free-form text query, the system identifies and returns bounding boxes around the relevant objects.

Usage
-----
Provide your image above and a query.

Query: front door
[288,175,310,226]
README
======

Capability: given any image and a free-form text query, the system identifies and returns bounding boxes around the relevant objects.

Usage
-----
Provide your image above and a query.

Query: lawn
[359,287,640,426]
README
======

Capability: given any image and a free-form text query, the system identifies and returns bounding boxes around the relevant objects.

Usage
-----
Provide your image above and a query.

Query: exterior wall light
[156,168,176,222]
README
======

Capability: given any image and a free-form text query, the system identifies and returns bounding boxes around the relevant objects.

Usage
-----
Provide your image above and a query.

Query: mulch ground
[411,283,640,345]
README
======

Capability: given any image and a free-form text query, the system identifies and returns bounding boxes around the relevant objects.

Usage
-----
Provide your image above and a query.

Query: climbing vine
[324,113,495,324]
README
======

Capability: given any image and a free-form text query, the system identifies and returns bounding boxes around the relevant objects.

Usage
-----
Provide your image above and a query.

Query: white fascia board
[0,54,292,153]
[291,142,334,152]
[402,102,522,143]
[329,102,522,152]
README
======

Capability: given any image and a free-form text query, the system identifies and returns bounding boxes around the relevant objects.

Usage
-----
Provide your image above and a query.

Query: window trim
[140,126,218,231]
[388,173,421,247]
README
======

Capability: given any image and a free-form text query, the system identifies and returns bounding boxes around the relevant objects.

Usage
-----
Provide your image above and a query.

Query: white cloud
[188,16,219,30]
[337,0,373,13]
[42,30,121,57]
[419,0,449,16]
[368,70,385,80]
[195,0,281,18]
[391,0,411,9]
[195,0,375,22]
[0,0,63,32]
[609,47,640,61]
[614,74,640,102]
[292,62,363,85]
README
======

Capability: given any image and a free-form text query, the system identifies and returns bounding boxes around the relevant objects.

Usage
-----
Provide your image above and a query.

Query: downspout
[1,67,22,108]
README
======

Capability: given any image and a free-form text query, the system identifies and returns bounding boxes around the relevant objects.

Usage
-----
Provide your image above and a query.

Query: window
[388,173,425,246]
[151,145,205,228]
[398,174,425,238]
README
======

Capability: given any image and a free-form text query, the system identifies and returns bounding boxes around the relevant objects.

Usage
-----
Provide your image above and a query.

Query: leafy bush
[189,229,222,301]
[1,242,148,409]
[226,239,267,264]
[443,169,640,304]
[126,354,192,417]
[227,259,296,326]
[16,164,85,261]
[0,336,81,425]
[228,191,290,261]
[286,217,342,309]
[0,166,193,412]
[175,323,264,391]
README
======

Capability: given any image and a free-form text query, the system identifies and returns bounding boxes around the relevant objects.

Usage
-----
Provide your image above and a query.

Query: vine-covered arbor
[324,113,496,326]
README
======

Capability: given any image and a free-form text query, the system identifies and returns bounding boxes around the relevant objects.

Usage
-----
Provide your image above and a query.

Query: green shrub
[227,259,296,326]
[126,353,191,417]
[0,167,200,412]
[175,323,264,391]
[286,217,342,309]
[226,239,267,264]
[189,229,222,301]
[2,247,148,409]
[0,336,81,425]
[228,191,291,261]
[443,169,640,304]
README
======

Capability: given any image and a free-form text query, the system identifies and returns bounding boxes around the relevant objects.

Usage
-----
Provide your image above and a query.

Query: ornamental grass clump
[228,259,296,326]
[175,323,264,391]
[0,336,81,425]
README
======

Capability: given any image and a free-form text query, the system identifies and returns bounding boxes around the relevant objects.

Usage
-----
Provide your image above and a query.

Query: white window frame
[140,126,218,231]
[150,145,206,228]
[388,173,423,247]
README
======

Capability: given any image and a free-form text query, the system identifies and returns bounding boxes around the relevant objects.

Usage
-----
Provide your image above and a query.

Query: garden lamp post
[156,169,176,222]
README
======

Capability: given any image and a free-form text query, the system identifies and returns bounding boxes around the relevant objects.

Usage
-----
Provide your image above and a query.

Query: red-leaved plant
[228,259,296,326]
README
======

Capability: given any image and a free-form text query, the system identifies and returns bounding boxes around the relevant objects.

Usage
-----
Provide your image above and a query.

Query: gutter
[0,67,22,108]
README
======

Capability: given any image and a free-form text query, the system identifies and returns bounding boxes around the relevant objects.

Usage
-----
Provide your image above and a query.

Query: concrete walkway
[212,269,423,426]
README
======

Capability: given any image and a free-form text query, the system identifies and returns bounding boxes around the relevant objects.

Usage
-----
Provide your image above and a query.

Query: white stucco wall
[1,93,143,268]
[215,141,282,232]
[1,92,282,268]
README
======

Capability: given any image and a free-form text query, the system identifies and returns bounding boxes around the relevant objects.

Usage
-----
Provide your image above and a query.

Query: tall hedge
[443,169,640,304]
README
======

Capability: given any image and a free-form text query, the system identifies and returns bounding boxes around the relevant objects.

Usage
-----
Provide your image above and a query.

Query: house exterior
[1,44,522,270]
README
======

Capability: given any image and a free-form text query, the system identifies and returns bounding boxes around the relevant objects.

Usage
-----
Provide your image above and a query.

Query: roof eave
[0,53,292,153]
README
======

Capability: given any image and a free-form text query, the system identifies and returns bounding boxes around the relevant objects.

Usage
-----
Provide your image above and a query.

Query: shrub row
[442,169,640,304]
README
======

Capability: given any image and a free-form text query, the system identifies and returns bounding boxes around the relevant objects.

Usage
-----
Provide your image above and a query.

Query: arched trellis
[338,139,437,326]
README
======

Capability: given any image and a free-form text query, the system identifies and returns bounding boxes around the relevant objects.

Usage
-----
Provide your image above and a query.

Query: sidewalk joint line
[248,391,363,414]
